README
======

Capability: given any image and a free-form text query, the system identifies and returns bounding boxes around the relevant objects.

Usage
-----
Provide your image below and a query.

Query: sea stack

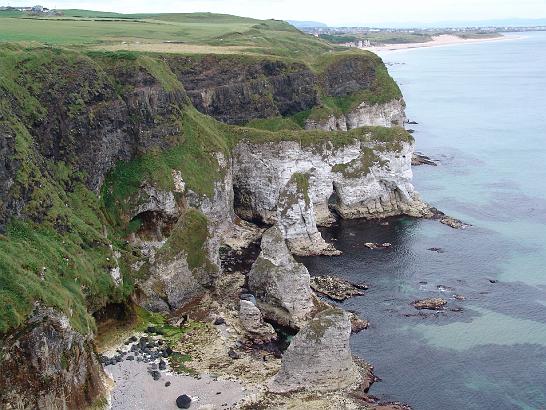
[247,225,318,329]
[269,308,360,393]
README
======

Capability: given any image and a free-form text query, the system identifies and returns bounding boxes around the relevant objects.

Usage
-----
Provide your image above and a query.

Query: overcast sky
[6,0,546,26]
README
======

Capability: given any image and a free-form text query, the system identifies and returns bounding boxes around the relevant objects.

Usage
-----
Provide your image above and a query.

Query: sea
[300,32,546,410]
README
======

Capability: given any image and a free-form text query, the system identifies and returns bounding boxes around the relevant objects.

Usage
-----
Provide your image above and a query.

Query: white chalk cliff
[305,98,406,131]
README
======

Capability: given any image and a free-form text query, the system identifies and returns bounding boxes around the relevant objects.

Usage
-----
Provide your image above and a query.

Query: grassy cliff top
[0,10,337,60]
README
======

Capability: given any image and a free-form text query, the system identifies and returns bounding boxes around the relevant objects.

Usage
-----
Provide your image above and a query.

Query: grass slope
[0,10,336,60]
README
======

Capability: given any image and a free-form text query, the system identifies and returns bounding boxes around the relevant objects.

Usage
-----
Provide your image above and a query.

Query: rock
[489,279,498,284]
[159,360,167,370]
[248,226,318,328]
[412,298,447,310]
[228,349,241,360]
[130,336,138,342]
[427,247,445,253]
[406,120,419,125]
[126,356,135,361]
[239,299,277,342]
[348,313,369,334]
[365,242,391,250]
[269,308,359,393]
[453,294,466,301]
[276,172,340,256]
[165,381,171,387]
[412,152,437,166]
[176,394,192,409]
[239,293,257,304]
[233,131,430,246]
[147,326,157,334]
[151,370,161,381]
[428,207,469,229]
[213,317,226,325]
[310,275,368,302]
[305,98,406,130]
[0,307,106,409]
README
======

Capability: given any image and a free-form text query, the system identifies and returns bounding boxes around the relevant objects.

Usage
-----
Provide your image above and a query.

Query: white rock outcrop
[247,226,318,328]
[233,136,429,255]
[305,98,406,131]
[269,308,359,393]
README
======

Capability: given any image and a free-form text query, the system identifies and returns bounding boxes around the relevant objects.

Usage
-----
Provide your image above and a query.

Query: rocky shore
[95,225,401,409]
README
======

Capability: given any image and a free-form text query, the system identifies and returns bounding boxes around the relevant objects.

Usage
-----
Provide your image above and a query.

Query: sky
[4,0,546,26]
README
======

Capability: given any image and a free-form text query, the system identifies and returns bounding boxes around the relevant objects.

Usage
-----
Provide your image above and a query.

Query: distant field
[318,31,501,46]
[320,32,433,45]
[0,10,336,60]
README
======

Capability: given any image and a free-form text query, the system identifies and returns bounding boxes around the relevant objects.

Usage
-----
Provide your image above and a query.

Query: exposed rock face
[305,99,406,131]
[167,55,319,125]
[239,299,277,342]
[269,308,359,393]
[0,307,105,410]
[233,137,429,251]
[134,208,221,312]
[248,226,317,328]
[277,173,340,256]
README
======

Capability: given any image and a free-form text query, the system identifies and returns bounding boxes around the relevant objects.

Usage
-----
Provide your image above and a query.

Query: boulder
[310,275,368,301]
[239,300,277,342]
[248,226,318,328]
[176,394,192,409]
[412,298,447,310]
[269,308,359,393]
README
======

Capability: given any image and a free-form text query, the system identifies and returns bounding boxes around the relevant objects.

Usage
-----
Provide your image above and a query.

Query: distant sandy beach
[365,34,524,53]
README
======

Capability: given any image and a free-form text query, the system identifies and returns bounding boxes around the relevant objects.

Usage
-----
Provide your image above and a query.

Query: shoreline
[363,33,525,54]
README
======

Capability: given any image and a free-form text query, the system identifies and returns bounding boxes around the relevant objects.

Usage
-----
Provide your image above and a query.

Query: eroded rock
[412,298,447,310]
[248,226,318,328]
[0,307,105,410]
[412,152,437,166]
[310,275,368,302]
[239,300,277,342]
[305,99,407,130]
[269,308,359,393]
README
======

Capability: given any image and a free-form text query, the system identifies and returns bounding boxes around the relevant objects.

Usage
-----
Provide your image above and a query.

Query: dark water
[300,33,546,410]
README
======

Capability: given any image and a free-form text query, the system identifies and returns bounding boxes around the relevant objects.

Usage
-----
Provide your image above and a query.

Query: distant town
[0,4,62,15]
[297,25,546,47]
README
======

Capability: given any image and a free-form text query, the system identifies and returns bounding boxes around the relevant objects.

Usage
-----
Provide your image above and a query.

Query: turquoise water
[301,33,546,409]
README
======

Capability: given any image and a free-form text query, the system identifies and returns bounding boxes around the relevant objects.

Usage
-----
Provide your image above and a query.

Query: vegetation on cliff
[0,13,407,337]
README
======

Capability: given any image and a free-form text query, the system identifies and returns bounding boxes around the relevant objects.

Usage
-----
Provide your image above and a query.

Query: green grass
[0,11,336,60]
[225,122,412,152]
[320,32,433,46]
[102,107,229,229]
[155,208,215,272]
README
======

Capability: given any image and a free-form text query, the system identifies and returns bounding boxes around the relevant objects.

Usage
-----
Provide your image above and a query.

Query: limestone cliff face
[0,307,105,410]
[269,308,359,393]
[305,98,406,131]
[232,135,427,254]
